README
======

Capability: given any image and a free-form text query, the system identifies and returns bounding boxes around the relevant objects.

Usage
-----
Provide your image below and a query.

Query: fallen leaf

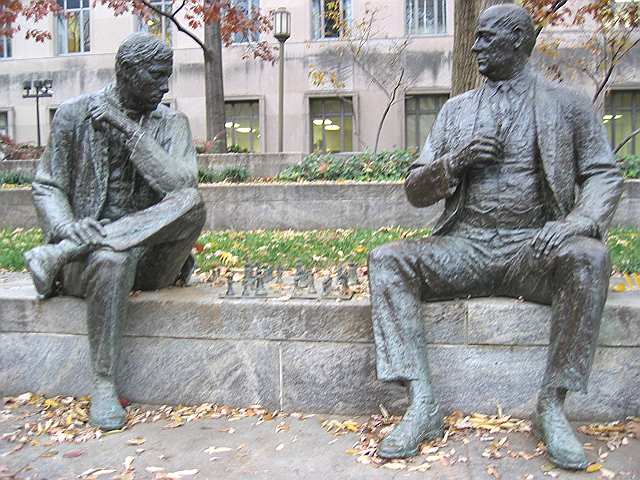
[146,466,165,473]
[275,443,284,451]
[408,462,431,472]
[123,456,135,471]
[166,469,199,478]
[586,463,603,473]
[204,446,232,454]
[63,450,84,458]
[126,437,146,446]
[486,464,501,479]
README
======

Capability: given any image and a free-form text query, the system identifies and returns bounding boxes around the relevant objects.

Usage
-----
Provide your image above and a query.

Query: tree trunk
[203,20,227,152]
[451,0,513,97]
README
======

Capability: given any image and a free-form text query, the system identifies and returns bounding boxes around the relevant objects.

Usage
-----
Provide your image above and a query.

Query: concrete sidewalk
[1,399,638,480]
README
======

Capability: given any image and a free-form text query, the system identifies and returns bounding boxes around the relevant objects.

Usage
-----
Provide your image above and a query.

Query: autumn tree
[524,0,640,153]
[309,5,415,153]
[0,0,274,152]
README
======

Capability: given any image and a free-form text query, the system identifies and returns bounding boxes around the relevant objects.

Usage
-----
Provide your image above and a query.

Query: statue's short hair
[483,4,536,56]
[115,32,173,75]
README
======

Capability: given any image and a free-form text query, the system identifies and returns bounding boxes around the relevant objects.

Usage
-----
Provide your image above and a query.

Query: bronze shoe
[532,404,589,470]
[377,401,443,459]
[89,378,127,431]
[24,244,66,298]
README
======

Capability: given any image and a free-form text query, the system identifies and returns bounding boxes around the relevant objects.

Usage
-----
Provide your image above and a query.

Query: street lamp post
[273,7,291,153]
[22,79,53,148]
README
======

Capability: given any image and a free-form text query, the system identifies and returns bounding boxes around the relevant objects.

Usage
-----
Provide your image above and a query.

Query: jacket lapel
[534,76,566,216]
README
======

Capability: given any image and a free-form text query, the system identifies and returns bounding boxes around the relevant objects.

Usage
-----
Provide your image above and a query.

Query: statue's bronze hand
[449,135,503,176]
[89,103,138,136]
[531,220,591,258]
[54,218,108,246]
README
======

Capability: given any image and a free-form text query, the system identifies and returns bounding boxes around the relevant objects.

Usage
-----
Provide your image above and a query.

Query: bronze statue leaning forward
[24,33,206,430]
[367,5,623,471]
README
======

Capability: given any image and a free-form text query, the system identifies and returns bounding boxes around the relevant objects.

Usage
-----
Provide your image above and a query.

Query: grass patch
[1,227,639,274]
[0,170,34,187]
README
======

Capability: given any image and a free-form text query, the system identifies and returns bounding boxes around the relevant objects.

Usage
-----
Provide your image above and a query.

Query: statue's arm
[567,96,624,238]
[126,112,198,194]
[31,104,77,243]
[404,103,460,208]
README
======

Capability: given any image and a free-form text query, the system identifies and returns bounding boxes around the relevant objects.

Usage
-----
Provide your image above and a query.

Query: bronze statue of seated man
[368,5,623,471]
[24,33,206,431]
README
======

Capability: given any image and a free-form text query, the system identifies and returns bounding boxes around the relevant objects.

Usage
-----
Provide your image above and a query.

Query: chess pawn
[337,268,351,296]
[348,263,358,285]
[263,265,273,284]
[320,276,332,297]
[225,273,236,296]
[255,270,268,296]
[307,269,317,295]
[241,274,251,296]
[275,266,284,283]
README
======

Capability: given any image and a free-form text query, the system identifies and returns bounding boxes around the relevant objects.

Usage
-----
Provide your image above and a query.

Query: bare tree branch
[615,126,640,154]
[374,67,405,153]
[138,0,207,51]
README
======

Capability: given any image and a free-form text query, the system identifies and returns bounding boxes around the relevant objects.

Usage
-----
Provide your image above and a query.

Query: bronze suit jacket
[405,73,624,238]
[32,85,198,242]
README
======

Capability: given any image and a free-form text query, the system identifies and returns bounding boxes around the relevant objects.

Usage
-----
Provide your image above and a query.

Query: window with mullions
[405,94,448,151]
[406,0,447,35]
[56,0,90,54]
[0,13,11,59]
[604,90,640,156]
[0,111,9,137]
[312,0,352,40]
[137,0,172,46]
[310,97,353,153]
[231,0,260,43]
[225,100,261,153]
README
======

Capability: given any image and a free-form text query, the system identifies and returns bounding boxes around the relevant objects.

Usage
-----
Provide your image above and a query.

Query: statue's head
[115,33,173,112]
[472,4,535,81]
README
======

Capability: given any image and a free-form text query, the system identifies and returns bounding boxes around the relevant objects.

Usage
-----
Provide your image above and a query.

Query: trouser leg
[81,249,140,378]
[368,235,493,382]
[504,236,611,393]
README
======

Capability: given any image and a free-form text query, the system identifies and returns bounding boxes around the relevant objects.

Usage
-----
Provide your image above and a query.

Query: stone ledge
[0,274,639,419]
[1,180,637,230]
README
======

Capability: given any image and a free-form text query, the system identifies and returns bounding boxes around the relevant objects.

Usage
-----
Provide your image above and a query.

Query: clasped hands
[448,134,592,258]
[54,218,111,246]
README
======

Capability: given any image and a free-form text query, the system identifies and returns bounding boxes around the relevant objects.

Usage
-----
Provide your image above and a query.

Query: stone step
[1,274,639,420]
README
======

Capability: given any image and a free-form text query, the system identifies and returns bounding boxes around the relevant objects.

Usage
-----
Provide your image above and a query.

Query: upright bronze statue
[24,33,206,430]
[368,5,623,470]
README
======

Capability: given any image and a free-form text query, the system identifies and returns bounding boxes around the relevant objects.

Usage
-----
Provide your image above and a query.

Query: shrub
[276,150,416,182]
[198,166,249,183]
[0,135,44,160]
[0,170,34,186]
[618,155,640,179]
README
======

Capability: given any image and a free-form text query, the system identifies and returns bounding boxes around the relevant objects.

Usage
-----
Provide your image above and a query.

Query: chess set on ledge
[210,263,363,300]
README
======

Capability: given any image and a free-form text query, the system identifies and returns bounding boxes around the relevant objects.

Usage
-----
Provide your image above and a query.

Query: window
[312,0,352,40]
[406,0,447,35]
[310,97,353,153]
[225,100,261,152]
[0,13,11,59]
[56,0,91,54]
[0,111,8,137]
[604,90,640,156]
[137,0,172,46]
[232,0,260,43]
[405,93,448,151]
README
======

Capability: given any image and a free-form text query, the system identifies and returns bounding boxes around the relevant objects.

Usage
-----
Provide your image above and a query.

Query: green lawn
[1,227,639,273]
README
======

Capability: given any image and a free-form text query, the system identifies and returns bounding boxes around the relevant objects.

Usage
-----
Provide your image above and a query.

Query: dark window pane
[67,0,80,9]
[406,114,417,149]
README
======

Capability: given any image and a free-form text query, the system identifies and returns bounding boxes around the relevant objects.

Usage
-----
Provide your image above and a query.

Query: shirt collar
[485,64,532,96]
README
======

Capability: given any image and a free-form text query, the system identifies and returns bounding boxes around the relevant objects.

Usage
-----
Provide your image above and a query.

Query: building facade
[1,0,639,155]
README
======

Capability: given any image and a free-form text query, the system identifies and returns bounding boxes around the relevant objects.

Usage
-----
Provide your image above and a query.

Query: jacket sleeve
[404,101,461,208]
[31,103,77,243]
[566,95,624,238]
[126,111,198,194]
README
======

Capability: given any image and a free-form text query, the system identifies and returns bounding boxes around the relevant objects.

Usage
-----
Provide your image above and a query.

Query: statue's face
[120,59,172,112]
[472,13,521,81]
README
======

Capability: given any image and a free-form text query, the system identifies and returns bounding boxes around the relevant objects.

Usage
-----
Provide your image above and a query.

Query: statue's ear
[512,25,524,51]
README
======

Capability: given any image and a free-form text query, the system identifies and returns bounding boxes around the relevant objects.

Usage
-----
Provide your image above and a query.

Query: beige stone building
[0,0,639,156]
